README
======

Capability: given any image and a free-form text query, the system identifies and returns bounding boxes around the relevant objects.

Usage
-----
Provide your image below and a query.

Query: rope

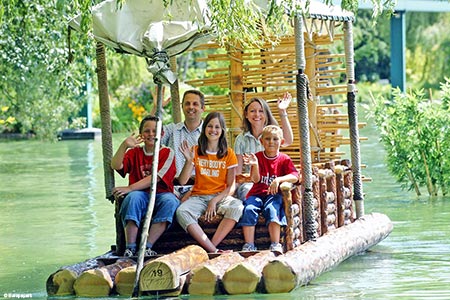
[303,191,318,240]
[295,14,317,240]
[96,42,115,202]
[344,21,364,217]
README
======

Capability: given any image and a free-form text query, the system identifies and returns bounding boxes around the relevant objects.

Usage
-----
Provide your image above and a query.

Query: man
[161,90,205,196]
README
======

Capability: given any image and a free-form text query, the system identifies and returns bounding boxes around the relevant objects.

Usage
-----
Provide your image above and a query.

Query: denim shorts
[239,193,287,227]
[119,191,180,228]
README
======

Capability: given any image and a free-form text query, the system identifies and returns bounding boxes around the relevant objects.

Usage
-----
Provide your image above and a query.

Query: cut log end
[73,269,113,297]
[47,269,77,296]
[140,245,209,292]
[114,265,136,296]
[262,260,297,293]
[222,263,260,295]
[139,261,177,291]
[188,265,217,295]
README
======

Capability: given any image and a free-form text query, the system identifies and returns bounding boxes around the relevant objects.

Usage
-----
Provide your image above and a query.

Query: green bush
[367,79,450,196]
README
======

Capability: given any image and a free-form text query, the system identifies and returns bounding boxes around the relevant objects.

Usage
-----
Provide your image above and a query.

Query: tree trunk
[188,252,245,295]
[139,245,208,292]
[46,254,107,296]
[73,258,135,297]
[222,250,276,294]
[262,212,393,293]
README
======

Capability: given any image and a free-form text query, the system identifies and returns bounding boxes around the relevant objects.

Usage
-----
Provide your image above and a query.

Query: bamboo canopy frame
[90,0,363,231]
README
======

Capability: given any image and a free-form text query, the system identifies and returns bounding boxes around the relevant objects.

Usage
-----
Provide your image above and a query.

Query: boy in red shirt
[239,125,299,253]
[111,115,179,257]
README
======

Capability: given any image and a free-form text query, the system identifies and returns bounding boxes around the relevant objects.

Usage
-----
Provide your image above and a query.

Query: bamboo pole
[169,56,181,123]
[95,42,115,202]
[295,14,318,241]
[131,80,163,297]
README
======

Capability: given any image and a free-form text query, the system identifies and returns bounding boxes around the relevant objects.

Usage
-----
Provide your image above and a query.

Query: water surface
[0,125,449,300]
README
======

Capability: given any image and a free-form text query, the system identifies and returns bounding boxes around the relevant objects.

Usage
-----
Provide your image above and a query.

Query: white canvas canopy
[71,0,212,83]
[70,0,353,83]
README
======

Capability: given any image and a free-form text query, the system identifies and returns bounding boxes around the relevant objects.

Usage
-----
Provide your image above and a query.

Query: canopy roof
[70,0,353,83]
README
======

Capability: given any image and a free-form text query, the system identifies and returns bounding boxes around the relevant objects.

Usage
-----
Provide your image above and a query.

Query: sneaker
[123,248,136,257]
[269,243,283,254]
[242,243,257,251]
[144,248,157,256]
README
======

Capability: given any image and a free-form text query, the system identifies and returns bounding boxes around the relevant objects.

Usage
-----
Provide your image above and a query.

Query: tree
[368,82,450,196]
[0,1,89,139]
[0,0,395,138]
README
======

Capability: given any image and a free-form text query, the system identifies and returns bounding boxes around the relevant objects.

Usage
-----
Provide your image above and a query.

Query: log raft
[46,162,393,297]
[262,212,393,293]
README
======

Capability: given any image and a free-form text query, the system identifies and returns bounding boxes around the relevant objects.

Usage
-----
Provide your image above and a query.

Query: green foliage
[367,82,450,196]
[356,81,392,104]
[405,12,450,94]
[0,0,397,139]
[353,11,390,82]
[0,0,88,139]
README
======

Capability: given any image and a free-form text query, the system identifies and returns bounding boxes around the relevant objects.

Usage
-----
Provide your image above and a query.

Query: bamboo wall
[186,31,367,165]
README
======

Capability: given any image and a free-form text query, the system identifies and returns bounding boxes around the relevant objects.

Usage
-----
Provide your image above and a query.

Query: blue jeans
[119,191,180,228]
[239,194,286,226]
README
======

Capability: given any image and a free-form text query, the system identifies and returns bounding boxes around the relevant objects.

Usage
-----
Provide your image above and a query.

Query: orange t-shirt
[190,146,238,196]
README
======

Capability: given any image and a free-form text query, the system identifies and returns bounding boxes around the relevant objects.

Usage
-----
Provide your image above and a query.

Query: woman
[234,92,294,200]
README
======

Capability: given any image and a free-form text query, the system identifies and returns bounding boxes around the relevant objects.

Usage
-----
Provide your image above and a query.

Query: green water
[1,123,449,300]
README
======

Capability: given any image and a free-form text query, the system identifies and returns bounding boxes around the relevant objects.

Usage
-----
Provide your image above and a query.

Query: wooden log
[114,265,136,296]
[139,245,208,292]
[335,164,346,227]
[73,258,135,297]
[46,253,108,296]
[116,265,187,297]
[281,182,294,250]
[188,252,245,295]
[142,274,188,297]
[222,251,276,294]
[262,212,393,293]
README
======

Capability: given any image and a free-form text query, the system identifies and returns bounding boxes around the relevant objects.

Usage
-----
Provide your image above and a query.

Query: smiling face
[182,92,204,123]
[245,100,266,130]
[140,119,157,150]
[260,125,284,157]
[205,117,223,143]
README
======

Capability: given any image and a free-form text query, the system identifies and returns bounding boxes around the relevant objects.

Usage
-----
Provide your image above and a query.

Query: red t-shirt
[247,151,298,198]
[118,145,175,193]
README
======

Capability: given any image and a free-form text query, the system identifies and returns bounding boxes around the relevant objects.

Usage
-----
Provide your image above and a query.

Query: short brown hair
[182,90,205,108]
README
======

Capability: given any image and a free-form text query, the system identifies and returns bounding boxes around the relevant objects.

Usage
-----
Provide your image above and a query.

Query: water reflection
[0,124,449,299]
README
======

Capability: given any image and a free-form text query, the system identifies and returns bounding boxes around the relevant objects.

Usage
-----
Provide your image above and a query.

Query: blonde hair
[261,125,283,139]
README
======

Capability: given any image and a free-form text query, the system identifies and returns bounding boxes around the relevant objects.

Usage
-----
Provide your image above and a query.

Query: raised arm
[277,92,294,147]
[243,153,260,183]
[177,140,194,185]
[111,133,143,170]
